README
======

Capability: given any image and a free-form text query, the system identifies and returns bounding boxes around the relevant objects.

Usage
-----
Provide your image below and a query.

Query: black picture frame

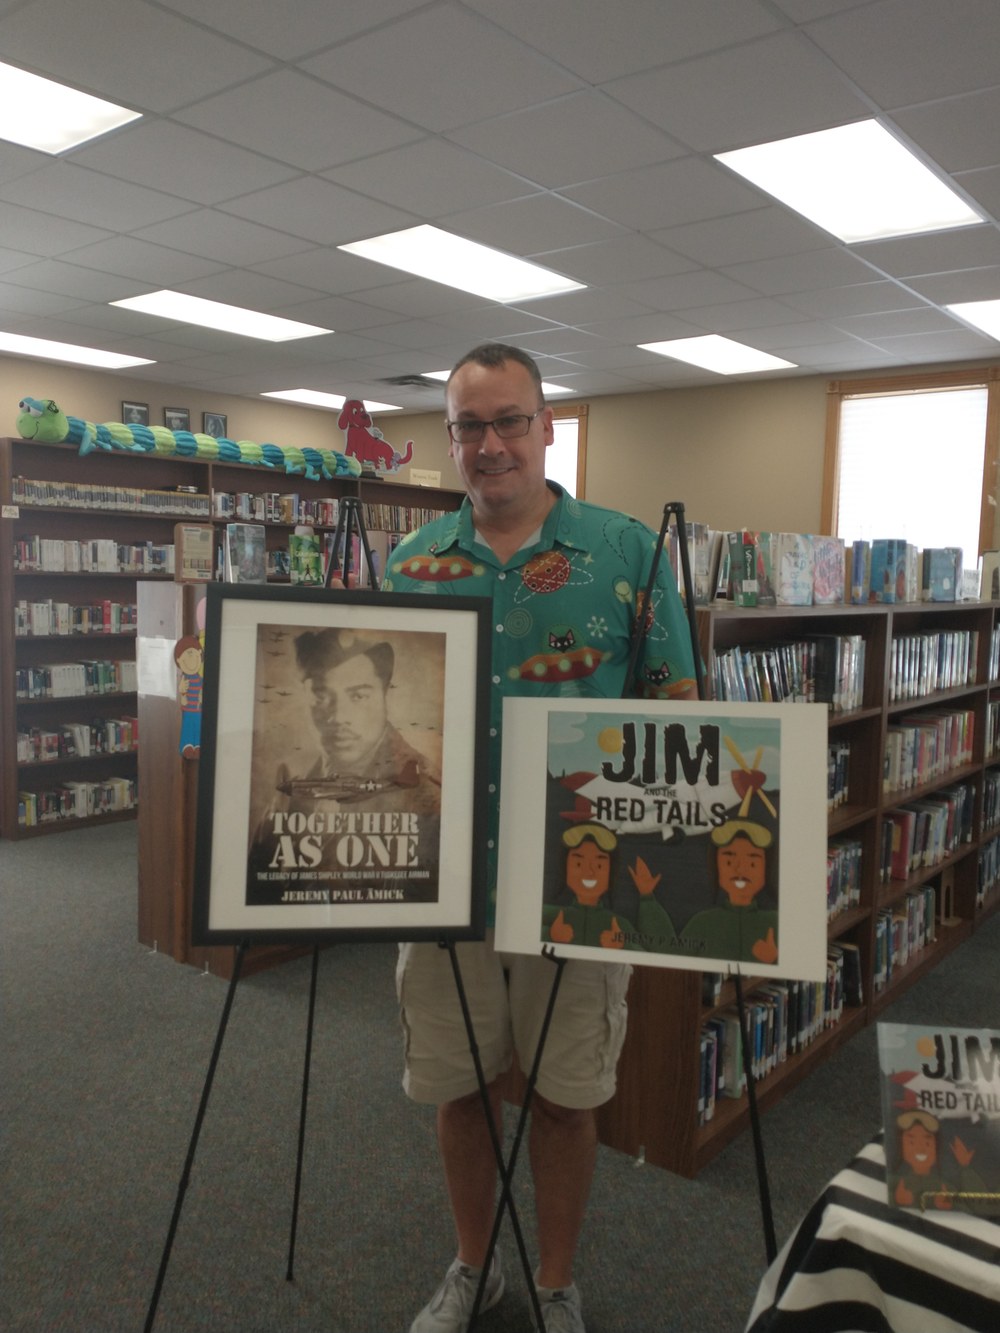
[164,406,190,431]
[192,582,491,945]
[121,400,149,426]
[203,411,227,439]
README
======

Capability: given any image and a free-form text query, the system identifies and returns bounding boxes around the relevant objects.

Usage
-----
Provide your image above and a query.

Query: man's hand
[751,927,778,964]
[600,917,626,949]
[549,910,574,944]
[628,855,661,897]
[952,1136,975,1167]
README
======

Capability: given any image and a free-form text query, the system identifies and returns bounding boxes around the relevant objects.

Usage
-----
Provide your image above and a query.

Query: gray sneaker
[534,1281,585,1333]
[410,1255,505,1333]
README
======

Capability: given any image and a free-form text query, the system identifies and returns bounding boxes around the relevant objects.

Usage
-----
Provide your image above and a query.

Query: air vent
[378,374,443,388]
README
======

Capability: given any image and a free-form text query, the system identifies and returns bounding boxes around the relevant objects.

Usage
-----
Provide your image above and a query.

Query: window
[545,403,588,498]
[823,369,1000,569]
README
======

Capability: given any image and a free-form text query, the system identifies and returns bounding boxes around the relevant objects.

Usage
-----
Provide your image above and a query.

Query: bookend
[634,501,776,1264]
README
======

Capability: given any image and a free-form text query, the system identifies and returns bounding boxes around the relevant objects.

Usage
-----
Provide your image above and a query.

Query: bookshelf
[0,435,462,840]
[595,599,1000,1178]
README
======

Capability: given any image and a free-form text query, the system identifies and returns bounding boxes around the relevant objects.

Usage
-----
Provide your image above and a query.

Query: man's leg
[437,1079,504,1267]
[529,1094,597,1289]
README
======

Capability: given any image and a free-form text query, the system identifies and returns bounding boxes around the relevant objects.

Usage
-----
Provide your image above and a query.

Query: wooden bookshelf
[0,435,462,840]
[595,599,1000,1177]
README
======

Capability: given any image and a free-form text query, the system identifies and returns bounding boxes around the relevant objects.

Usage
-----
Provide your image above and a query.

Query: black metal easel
[632,501,776,1265]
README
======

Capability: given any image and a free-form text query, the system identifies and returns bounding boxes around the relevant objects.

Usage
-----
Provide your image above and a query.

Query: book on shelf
[751,531,777,606]
[869,538,907,603]
[224,523,266,583]
[878,1022,1000,1216]
[850,540,871,603]
[173,523,215,583]
[812,535,846,605]
[774,532,814,605]
[726,530,758,606]
[288,527,322,585]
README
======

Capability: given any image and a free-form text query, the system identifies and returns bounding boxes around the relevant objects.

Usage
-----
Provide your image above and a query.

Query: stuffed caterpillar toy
[16,396,362,481]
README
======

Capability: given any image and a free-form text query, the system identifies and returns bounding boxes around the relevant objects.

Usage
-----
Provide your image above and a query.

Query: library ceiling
[2,0,1000,409]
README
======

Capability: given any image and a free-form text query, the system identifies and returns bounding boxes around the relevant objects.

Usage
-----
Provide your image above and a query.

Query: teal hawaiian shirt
[383,484,697,922]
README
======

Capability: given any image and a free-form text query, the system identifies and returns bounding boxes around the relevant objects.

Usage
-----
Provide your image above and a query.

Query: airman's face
[901,1123,937,1175]
[308,653,387,771]
[565,839,611,906]
[716,834,766,905]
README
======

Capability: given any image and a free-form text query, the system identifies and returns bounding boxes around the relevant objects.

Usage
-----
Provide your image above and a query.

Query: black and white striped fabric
[746,1136,1000,1332]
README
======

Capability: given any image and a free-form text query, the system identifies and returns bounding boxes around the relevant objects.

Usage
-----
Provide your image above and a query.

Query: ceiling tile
[445,193,626,255]
[871,328,999,360]
[0,161,194,233]
[446,91,685,188]
[676,297,818,334]
[892,90,1000,175]
[174,70,420,172]
[129,209,316,267]
[536,235,698,286]
[1,258,143,303]
[218,176,417,246]
[325,139,537,217]
[780,281,925,318]
[155,0,429,60]
[461,0,781,83]
[250,249,404,296]
[612,269,761,312]
[955,167,1000,222]
[853,225,1000,278]
[651,207,831,267]
[722,247,881,295]
[0,0,273,113]
[805,0,1000,106]
[561,157,764,231]
[906,267,1000,304]
[604,31,868,153]
[0,200,111,257]
[302,4,580,133]
[0,280,90,317]
[59,236,227,287]
[831,307,957,338]
[70,121,301,206]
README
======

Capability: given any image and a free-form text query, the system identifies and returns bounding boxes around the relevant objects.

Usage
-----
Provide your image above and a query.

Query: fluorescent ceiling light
[639,335,796,375]
[945,299,1000,341]
[715,120,983,244]
[110,290,331,342]
[261,389,401,412]
[423,368,573,395]
[0,330,154,369]
[0,60,140,152]
[340,225,584,302]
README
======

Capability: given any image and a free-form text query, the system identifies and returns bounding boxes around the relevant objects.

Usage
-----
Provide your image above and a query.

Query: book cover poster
[245,622,444,907]
[192,587,488,942]
[878,1022,1000,1215]
[496,698,828,979]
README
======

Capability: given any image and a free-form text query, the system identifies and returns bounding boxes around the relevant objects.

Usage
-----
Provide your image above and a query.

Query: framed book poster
[495,698,829,980]
[192,583,491,944]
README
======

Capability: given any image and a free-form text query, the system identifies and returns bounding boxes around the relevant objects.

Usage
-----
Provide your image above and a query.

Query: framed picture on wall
[164,407,190,431]
[191,583,492,944]
[203,411,227,439]
[121,400,149,426]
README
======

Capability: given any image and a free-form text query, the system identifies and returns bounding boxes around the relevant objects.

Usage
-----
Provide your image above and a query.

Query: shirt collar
[434,483,588,556]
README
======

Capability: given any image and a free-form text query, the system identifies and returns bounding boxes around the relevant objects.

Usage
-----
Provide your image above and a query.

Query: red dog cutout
[338,399,413,472]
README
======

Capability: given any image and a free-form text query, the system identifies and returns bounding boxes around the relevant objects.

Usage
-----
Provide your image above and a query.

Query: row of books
[361,501,447,533]
[14,536,175,575]
[984,770,1000,833]
[883,709,975,793]
[17,774,137,827]
[874,886,936,991]
[211,491,340,527]
[13,599,137,638]
[16,717,139,763]
[12,475,211,517]
[978,834,1000,908]
[725,530,847,607]
[888,629,977,702]
[989,701,1000,758]
[882,782,976,881]
[828,738,851,811]
[852,539,963,605]
[711,634,865,713]
[15,659,138,700]
[827,836,862,921]
[990,625,1000,680]
[698,944,862,1123]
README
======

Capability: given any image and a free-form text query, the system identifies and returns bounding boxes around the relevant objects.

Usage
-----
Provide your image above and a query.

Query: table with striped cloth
[746,1135,1000,1332]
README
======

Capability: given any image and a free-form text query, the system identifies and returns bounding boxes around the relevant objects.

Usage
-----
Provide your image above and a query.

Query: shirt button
[487,839,495,849]
[490,727,497,738]
[498,572,506,581]
[495,623,504,633]
[492,675,500,685]
[488,784,496,793]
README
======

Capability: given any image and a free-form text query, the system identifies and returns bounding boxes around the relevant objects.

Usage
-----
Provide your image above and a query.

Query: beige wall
[5,355,996,539]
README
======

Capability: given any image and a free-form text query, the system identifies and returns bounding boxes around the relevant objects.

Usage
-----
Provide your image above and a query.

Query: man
[246,629,440,904]
[383,343,696,1332]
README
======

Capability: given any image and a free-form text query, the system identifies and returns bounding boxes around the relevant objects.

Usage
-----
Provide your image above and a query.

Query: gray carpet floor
[3,821,997,1332]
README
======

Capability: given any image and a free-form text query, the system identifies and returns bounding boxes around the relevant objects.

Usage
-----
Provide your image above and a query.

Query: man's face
[565,839,611,906]
[307,652,388,771]
[901,1123,937,1175]
[716,834,766,905]
[445,359,554,519]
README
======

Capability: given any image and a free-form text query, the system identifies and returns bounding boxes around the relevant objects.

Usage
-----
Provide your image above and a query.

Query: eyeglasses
[445,409,543,445]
